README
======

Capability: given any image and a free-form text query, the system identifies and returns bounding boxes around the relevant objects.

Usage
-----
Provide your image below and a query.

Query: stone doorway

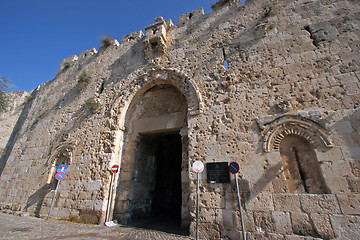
[129,132,183,234]
[113,83,190,235]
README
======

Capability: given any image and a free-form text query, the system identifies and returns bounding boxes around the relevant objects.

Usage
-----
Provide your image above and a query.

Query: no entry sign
[229,162,240,174]
[193,161,204,173]
[55,171,66,181]
[111,164,119,173]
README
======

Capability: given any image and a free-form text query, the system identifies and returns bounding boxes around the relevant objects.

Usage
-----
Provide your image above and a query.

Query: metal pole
[106,173,114,222]
[235,173,246,240]
[196,172,200,240]
[47,180,60,220]
[108,173,116,222]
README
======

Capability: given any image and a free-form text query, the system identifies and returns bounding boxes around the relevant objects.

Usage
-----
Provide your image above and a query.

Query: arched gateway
[110,69,202,233]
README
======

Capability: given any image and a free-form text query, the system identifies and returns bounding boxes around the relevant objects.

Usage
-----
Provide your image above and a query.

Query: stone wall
[0,0,359,239]
[0,90,29,151]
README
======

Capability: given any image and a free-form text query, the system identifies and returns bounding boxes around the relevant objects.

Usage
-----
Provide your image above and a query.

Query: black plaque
[206,162,230,183]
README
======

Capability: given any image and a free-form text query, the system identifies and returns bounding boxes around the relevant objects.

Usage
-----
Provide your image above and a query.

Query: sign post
[192,161,204,240]
[229,162,246,240]
[105,164,119,225]
[47,170,67,220]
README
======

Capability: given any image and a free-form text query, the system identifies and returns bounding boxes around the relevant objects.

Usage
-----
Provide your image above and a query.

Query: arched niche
[262,115,332,194]
[279,134,329,194]
[263,115,333,153]
[46,143,73,185]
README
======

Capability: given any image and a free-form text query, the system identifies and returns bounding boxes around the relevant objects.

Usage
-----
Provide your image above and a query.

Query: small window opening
[222,48,228,70]
[223,60,229,70]
[189,13,193,19]
[151,41,158,50]
[98,81,105,95]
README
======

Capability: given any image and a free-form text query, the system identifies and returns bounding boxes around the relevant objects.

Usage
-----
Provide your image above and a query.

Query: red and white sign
[111,164,119,173]
[192,161,204,173]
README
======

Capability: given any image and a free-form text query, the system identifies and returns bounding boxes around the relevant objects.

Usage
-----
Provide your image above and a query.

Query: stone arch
[263,115,333,153]
[111,70,194,231]
[110,68,203,131]
[46,143,73,184]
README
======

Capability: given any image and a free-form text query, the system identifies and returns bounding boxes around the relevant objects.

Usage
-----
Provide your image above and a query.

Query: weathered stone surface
[0,0,359,239]
[272,211,292,235]
[330,214,360,240]
[299,194,341,214]
[273,194,302,213]
[310,213,334,239]
[290,212,315,237]
[337,194,360,215]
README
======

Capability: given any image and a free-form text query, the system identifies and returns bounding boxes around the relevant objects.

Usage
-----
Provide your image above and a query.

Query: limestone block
[200,207,216,224]
[272,180,288,193]
[310,213,335,239]
[86,180,101,191]
[221,230,242,240]
[315,147,344,162]
[321,160,351,178]
[290,212,315,236]
[215,209,234,230]
[347,178,360,193]
[200,192,225,209]
[330,214,360,240]
[273,194,302,213]
[235,210,255,232]
[189,222,220,240]
[249,231,286,240]
[241,165,263,181]
[272,211,292,235]
[330,120,354,134]
[340,146,360,161]
[337,194,360,215]
[325,178,351,194]
[299,194,341,214]
[246,192,274,211]
[253,211,274,233]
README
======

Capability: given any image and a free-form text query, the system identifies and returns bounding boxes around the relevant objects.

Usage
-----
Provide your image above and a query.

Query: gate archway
[113,82,190,234]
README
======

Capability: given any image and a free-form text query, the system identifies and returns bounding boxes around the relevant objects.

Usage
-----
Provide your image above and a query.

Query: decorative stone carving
[262,115,333,152]
[276,100,291,113]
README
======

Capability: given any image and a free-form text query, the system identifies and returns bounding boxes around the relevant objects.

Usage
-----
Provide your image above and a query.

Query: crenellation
[177,8,205,26]
[120,30,144,44]
[78,48,97,59]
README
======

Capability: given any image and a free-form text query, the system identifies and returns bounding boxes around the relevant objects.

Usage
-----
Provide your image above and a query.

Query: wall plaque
[206,162,230,183]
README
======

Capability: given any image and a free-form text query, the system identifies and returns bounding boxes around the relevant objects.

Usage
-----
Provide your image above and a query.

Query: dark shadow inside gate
[128,132,186,235]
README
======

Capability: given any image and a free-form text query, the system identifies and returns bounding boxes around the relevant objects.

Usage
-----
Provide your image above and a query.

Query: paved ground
[0,212,191,240]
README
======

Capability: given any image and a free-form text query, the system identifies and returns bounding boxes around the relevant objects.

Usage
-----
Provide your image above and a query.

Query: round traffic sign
[111,164,119,173]
[229,162,239,174]
[192,161,204,173]
[55,171,66,180]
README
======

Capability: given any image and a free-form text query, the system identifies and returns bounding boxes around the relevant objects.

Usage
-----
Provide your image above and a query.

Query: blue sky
[0,0,213,91]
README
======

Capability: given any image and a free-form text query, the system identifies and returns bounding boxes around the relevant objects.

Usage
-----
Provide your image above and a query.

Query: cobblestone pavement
[0,212,191,240]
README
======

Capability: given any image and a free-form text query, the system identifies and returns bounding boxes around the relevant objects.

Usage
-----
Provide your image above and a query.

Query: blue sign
[57,164,69,173]
[229,162,239,174]
[55,172,66,181]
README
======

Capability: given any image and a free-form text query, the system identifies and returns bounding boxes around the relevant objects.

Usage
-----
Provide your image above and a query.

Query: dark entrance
[130,132,184,234]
